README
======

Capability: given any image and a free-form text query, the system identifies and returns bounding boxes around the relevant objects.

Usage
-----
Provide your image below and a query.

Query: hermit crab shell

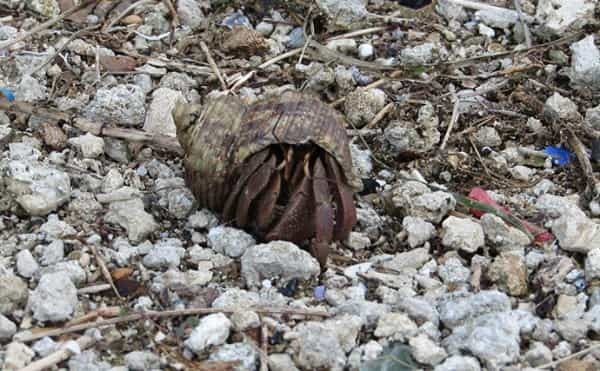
[173,90,360,212]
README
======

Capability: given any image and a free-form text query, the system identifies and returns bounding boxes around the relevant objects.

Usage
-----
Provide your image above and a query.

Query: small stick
[102,0,153,32]
[228,71,255,93]
[200,41,227,90]
[30,25,101,76]
[440,96,461,150]
[0,0,99,50]
[17,334,96,371]
[14,306,331,343]
[95,44,101,82]
[259,320,269,371]
[66,306,121,327]
[365,102,394,129]
[77,283,112,295]
[161,0,180,27]
[89,245,121,299]
[538,343,600,369]
[327,26,389,41]
[259,48,302,69]
[566,127,597,199]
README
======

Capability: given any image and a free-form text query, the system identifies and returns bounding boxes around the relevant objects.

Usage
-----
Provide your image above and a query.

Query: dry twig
[200,41,228,91]
[18,334,97,371]
[90,245,121,299]
[15,306,331,343]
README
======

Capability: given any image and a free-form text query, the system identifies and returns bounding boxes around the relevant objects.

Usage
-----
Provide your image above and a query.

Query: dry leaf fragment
[99,55,138,72]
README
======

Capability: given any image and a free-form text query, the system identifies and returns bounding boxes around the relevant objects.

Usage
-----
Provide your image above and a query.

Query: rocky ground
[1,0,600,370]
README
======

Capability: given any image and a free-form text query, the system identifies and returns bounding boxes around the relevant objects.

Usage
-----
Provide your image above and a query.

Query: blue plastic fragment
[543,145,573,166]
[314,285,326,300]
[0,87,15,102]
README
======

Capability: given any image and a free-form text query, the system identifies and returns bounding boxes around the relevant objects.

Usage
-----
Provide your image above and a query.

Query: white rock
[37,240,65,266]
[438,257,471,286]
[0,275,29,315]
[39,214,76,240]
[585,104,600,130]
[231,311,260,331]
[209,342,259,371]
[142,239,186,269]
[344,87,387,127]
[409,333,447,366]
[374,312,418,340]
[143,88,186,137]
[68,133,105,159]
[478,23,495,38]
[0,313,17,341]
[326,38,357,54]
[381,247,431,271]
[184,313,231,354]
[102,168,124,193]
[536,194,600,253]
[480,213,531,251]
[358,43,374,60]
[29,272,78,322]
[400,43,437,65]
[434,355,481,371]
[268,353,299,371]
[208,226,256,258]
[316,0,369,30]
[350,143,373,177]
[125,351,160,371]
[241,241,320,288]
[536,0,595,35]
[5,159,71,216]
[177,0,204,29]
[403,216,436,248]
[569,35,600,91]
[31,337,58,357]
[37,261,87,286]
[344,231,371,251]
[15,75,46,102]
[438,290,511,329]
[256,22,274,36]
[543,92,583,122]
[291,320,347,371]
[441,216,485,253]
[83,84,146,126]
[586,248,600,282]
[16,249,39,278]
[104,198,159,243]
[3,342,34,371]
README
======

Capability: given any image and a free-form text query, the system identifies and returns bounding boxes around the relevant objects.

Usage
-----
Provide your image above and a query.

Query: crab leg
[235,154,277,227]
[311,157,334,268]
[223,148,270,221]
[253,172,282,231]
[324,154,357,240]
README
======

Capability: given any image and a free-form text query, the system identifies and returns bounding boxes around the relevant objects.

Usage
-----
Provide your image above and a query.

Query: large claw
[235,154,277,227]
[266,169,314,243]
[254,171,281,230]
[223,149,270,221]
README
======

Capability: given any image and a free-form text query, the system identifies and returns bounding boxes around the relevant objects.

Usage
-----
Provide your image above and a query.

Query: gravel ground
[1,0,600,370]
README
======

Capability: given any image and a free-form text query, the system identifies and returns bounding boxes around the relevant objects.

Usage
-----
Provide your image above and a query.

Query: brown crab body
[173,91,358,267]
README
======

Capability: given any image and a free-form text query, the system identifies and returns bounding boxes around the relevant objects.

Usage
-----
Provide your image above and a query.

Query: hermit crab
[173,91,359,268]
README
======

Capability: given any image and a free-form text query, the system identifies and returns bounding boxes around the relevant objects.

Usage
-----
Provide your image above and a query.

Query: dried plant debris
[1,0,600,370]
